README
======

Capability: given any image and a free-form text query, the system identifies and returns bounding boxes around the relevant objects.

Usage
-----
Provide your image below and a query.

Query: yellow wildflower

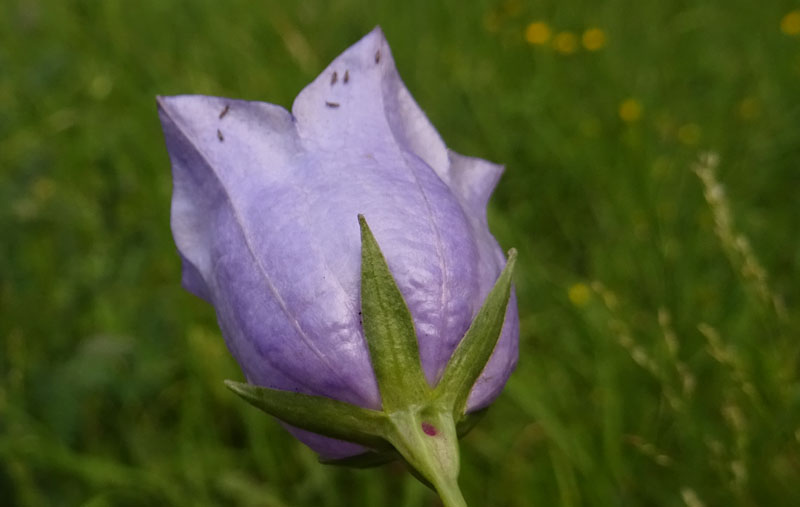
[32,178,55,202]
[781,10,800,35]
[553,31,578,54]
[525,21,551,45]
[678,123,701,145]
[737,97,760,120]
[484,12,501,33]
[619,98,643,123]
[582,28,607,51]
[502,0,523,16]
[579,117,601,137]
[568,283,591,307]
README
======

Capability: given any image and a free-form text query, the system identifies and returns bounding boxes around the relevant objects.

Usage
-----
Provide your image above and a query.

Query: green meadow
[2,0,799,505]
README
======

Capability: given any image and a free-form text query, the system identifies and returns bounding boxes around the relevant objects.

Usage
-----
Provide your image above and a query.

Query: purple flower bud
[158,27,518,459]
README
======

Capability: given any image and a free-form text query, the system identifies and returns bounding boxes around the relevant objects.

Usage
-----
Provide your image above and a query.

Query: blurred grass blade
[435,249,517,417]
[358,214,430,411]
[224,380,388,449]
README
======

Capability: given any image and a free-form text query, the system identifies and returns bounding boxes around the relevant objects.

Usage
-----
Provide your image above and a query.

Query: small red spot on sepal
[421,422,437,436]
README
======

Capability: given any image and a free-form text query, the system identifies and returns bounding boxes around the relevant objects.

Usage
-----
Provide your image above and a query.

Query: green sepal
[224,380,389,449]
[434,249,517,419]
[319,407,489,469]
[456,408,488,438]
[358,215,430,411]
[225,215,517,507]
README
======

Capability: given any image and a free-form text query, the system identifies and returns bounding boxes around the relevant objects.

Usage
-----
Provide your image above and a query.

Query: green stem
[386,407,467,507]
[433,475,467,507]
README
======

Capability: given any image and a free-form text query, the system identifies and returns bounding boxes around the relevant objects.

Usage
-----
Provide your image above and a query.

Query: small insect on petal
[218,104,229,119]
[344,70,349,84]
[331,71,338,85]
[375,50,381,63]
[217,129,224,141]
[325,101,340,108]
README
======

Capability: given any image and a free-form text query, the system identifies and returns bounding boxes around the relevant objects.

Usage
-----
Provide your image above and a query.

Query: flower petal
[291,27,449,176]
[159,94,381,408]
[288,29,506,387]
[445,151,505,222]
[158,93,300,292]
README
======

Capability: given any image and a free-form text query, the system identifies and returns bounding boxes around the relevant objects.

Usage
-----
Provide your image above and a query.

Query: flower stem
[432,475,467,507]
[386,407,467,506]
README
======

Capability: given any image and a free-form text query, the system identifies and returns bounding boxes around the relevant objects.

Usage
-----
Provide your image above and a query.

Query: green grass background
[2,0,799,505]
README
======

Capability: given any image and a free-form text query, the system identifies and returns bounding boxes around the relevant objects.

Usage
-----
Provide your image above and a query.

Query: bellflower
[158,27,518,506]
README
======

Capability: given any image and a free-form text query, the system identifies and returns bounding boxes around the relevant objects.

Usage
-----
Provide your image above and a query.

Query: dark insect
[375,50,381,63]
[344,70,349,83]
[217,129,224,141]
[219,104,230,119]
[330,71,338,85]
[325,101,340,108]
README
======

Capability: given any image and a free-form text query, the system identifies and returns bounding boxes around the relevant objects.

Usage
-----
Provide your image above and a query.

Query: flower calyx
[225,215,516,506]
